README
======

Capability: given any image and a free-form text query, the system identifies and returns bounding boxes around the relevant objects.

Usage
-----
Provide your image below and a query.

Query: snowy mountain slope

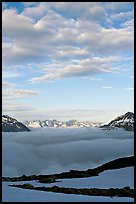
[24,119,101,128]
[100,112,134,131]
[2,115,30,132]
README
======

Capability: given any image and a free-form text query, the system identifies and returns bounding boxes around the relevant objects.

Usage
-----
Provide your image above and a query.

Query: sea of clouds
[2,127,134,177]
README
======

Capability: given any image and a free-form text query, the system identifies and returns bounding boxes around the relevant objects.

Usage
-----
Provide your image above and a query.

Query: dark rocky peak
[2,115,30,132]
[100,112,134,131]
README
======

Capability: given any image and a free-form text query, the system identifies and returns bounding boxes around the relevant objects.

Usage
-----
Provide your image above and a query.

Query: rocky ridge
[2,115,30,132]
[100,112,134,131]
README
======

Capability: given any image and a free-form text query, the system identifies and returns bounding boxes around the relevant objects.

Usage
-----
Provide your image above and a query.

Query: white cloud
[2,70,21,78]
[2,80,39,102]
[89,77,101,81]
[2,9,34,37]
[86,5,107,21]
[22,2,52,19]
[102,86,113,89]
[55,47,89,58]
[2,81,16,88]
[22,2,134,24]
[105,2,134,12]
[2,9,45,64]
[3,89,39,100]
[129,75,134,79]
[2,7,134,66]
[111,9,134,20]
[22,2,107,21]
[102,87,134,91]
[2,81,38,116]
[2,102,35,113]
[29,57,122,83]
[78,23,133,55]
[121,19,134,29]
[2,128,134,176]
[124,88,134,91]
[13,89,39,98]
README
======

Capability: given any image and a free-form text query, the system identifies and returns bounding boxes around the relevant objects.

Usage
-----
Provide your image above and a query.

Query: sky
[2,2,134,122]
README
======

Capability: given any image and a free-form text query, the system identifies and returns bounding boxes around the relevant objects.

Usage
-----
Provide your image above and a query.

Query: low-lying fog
[2,127,134,177]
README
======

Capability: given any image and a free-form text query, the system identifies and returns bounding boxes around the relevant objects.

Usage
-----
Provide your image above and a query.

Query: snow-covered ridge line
[2,112,134,130]
[24,119,102,128]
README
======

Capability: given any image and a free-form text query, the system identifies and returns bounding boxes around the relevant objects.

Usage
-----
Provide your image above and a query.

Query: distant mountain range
[24,119,101,128]
[24,112,134,131]
[100,112,134,131]
[2,115,30,132]
[2,112,134,132]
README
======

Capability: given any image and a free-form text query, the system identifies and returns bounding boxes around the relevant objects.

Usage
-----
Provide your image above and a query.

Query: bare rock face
[100,112,134,131]
[2,115,30,132]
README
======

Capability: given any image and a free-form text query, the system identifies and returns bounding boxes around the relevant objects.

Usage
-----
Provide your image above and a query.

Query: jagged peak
[2,115,18,122]
[2,115,30,132]
[110,112,134,122]
[100,112,134,131]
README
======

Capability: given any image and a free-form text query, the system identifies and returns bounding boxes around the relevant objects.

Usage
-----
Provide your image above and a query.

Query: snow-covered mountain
[24,119,101,128]
[100,112,134,131]
[2,115,30,132]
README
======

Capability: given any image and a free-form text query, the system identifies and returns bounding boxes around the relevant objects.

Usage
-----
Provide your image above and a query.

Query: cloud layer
[2,4,134,82]
[2,128,134,177]
[2,81,38,100]
[30,57,121,83]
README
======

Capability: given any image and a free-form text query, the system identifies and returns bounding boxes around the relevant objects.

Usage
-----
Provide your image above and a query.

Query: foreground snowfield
[2,127,134,202]
[2,182,134,202]
[2,167,134,202]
